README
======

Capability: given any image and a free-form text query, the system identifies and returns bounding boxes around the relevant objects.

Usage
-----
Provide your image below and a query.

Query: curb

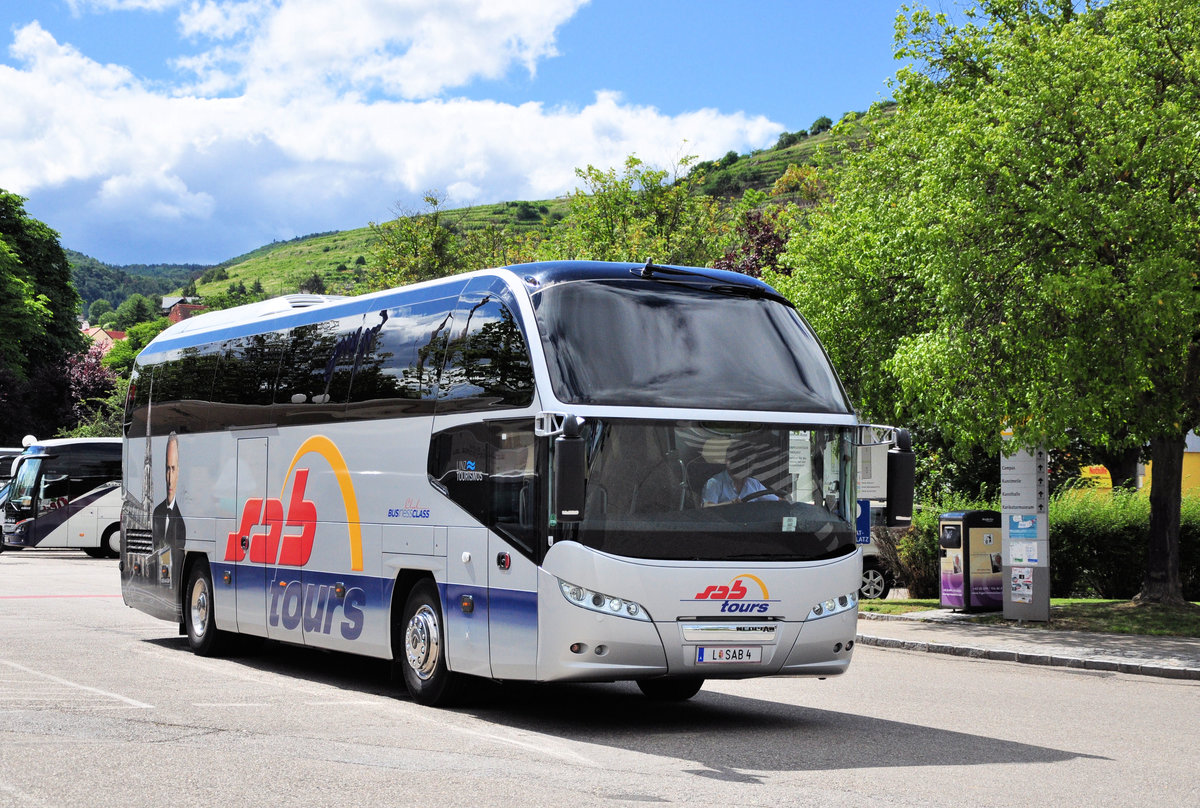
[854,632,1200,681]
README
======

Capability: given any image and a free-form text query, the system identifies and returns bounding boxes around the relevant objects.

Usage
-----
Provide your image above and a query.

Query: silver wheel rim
[405,604,440,680]
[107,530,120,555]
[190,576,211,638]
[861,569,886,599]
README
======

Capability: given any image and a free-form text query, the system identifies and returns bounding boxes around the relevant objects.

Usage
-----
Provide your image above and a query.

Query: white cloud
[95,173,216,221]
[168,0,588,101]
[0,4,784,262]
[65,0,183,14]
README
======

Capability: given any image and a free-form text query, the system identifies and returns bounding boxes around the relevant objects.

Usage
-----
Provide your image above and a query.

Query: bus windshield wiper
[633,260,715,281]
[634,261,790,305]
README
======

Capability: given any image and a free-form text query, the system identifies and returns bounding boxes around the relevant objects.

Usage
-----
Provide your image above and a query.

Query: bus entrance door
[231,437,270,637]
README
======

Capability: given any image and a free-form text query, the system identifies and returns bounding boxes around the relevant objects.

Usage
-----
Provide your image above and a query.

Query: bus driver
[702,443,779,506]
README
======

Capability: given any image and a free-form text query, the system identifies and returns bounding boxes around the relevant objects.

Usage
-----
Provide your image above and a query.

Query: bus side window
[438,294,534,412]
[428,424,490,525]
[428,421,540,560]
[489,422,538,555]
[348,298,457,419]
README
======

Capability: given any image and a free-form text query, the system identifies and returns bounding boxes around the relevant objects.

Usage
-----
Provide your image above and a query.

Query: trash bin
[938,510,1003,612]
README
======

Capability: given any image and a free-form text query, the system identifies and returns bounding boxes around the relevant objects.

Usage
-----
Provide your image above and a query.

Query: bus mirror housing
[886,429,915,527]
[554,415,586,523]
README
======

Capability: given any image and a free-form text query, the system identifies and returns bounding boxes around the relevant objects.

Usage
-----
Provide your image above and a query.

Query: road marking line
[0,594,122,599]
[0,660,153,708]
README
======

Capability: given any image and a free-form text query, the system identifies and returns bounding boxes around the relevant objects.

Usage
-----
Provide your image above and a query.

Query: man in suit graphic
[152,431,185,587]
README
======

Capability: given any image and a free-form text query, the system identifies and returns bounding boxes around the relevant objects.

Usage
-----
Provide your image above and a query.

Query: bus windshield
[9,455,41,504]
[556,419,856,563]
[533,279,851,413]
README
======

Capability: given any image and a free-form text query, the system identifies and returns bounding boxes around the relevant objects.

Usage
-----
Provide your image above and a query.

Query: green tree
[367,191,468,289]
[102,318,171,378]
[0,239,52,378]
[0,191,84,378]
[113,293,157,330]
[809,115,833,135]
[538,155,727,266]
[780,0,1200,605]
[88,298,113,323]
[299,272,326,294]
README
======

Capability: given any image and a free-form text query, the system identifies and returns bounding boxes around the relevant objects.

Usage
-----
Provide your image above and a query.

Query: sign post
[1000,439,1051,621]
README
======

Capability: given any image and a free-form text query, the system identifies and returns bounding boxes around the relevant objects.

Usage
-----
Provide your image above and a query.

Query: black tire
[860,565,892,600]
[184,560,234,657]
[636,677,704,701]
[396,580,463,706]
[101,524,121,558]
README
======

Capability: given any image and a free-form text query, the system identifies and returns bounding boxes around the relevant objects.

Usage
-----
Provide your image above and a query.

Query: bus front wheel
[398,580,463,706]
[184,560,233,657]
[637,677,704,701]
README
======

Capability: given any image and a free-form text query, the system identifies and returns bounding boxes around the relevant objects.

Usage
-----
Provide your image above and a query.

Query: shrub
[879,493,996,598]
[1049,490,1200,599]
[879,489,1200,601]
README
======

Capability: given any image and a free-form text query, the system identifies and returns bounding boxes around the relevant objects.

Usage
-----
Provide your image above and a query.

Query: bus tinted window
[210,332,288,422]
[533,280,850,413]
[439,294,534,411]
[274,315,365,425]
[429,420,540,558]
[346,297,456,418]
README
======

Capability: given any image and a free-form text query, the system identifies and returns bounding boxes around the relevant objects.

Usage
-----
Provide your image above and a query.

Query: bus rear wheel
[397,580,463,706]
[102,525,120,558]
[184,560,233,657]
[636,677,704,701]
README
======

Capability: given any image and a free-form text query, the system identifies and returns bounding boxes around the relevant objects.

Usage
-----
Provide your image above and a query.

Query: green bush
[1049,490,1200,599]
[886,490,1200,600]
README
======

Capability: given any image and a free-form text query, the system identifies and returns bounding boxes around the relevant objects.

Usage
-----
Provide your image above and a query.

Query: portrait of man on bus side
[152,431,186,586]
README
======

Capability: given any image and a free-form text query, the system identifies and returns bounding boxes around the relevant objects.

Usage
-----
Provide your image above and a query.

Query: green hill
[72,109,875,304]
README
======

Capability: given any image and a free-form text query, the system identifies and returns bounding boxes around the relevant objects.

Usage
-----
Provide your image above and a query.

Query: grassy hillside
[197,228,376,298]
[90,107,884,302]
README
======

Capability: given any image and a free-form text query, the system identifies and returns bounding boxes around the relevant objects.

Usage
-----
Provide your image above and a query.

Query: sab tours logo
[691,574,775,614]
[224,435,364,571]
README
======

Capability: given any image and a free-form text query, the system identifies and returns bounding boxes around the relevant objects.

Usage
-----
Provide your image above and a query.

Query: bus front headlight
[810,590,857,619]
[558,578,652,622]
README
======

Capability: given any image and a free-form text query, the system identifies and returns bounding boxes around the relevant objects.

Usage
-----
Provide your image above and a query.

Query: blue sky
[0,1,909,265]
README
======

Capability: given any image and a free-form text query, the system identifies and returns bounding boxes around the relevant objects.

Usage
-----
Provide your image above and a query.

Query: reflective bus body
[121,261,864,704]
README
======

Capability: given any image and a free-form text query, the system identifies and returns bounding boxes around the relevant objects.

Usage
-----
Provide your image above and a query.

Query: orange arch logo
[283,436,363,571]
[224,436,364,571]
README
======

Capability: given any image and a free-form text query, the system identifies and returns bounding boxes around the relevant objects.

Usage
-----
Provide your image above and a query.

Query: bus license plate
[697,646,762,664]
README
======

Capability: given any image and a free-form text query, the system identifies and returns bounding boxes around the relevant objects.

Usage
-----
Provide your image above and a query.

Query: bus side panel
[444,526,491,678]
[488,532,537,680]
[68,484,121,548]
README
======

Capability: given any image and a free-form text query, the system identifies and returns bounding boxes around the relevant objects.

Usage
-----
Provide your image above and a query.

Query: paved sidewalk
[856,610,1200,680]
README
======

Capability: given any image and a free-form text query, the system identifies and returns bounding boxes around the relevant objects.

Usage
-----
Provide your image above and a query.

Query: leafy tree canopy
[778,0,1200,603]
[0,191,84,377]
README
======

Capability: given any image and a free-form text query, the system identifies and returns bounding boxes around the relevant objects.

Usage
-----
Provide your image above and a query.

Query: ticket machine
[938,510,1003,612]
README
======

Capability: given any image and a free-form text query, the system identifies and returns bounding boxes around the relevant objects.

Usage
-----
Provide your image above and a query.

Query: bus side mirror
[886,429,915,527]
[554,415,586,523]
